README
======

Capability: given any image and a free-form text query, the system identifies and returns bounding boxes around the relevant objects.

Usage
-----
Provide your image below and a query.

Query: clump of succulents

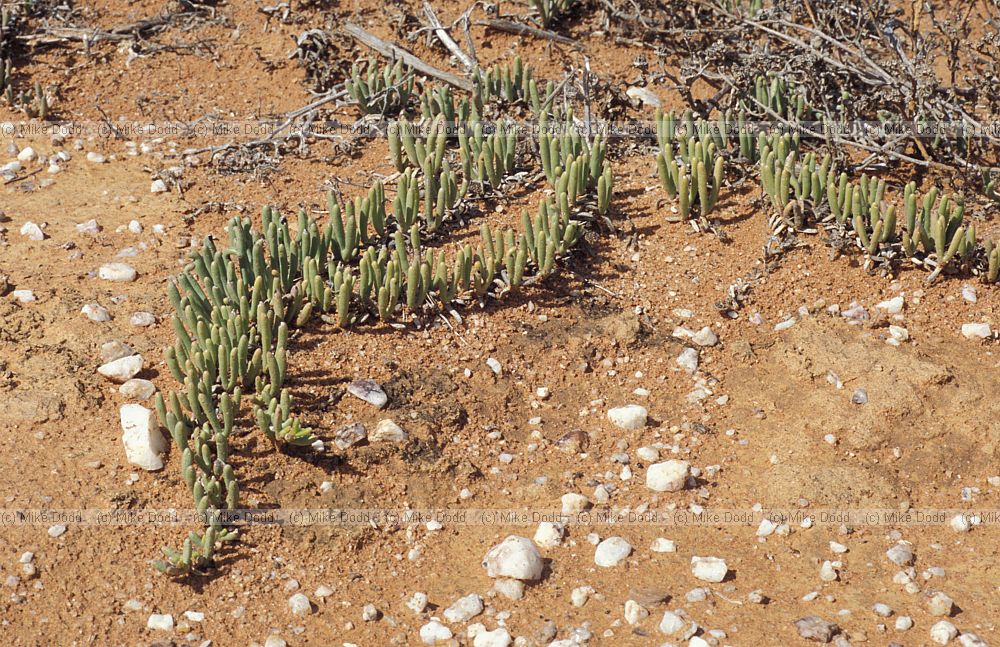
[540,111,612,215]
[741,74,811,123]
[475,56,539,108]
[654,109,726,220]
[347,57,414,115]
[460,120,518,189]
[900,183,976,281]
[530,0,575,27]
[153,64,619,576]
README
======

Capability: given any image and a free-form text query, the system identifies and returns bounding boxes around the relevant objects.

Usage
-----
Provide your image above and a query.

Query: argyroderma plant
[151,58,617,575]
[530,0,575,27]
[347,57,414,115]
[655,109,725,220]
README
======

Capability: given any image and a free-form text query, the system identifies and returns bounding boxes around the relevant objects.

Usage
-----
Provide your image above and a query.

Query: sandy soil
[1,1,999,646]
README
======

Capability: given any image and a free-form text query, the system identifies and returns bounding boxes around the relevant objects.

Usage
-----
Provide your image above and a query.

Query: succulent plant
[530,0,575,26]
[475,56,538,107]
[346,57,413,115]
[152,72,622,575]
[0,58,9,96]
[459,119,517,189]
[741,74,811,123]
[984,239,1000,283]
[152,526,238,576]
[901,183,975,281]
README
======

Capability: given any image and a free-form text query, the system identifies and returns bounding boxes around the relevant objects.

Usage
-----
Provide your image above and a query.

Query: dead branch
[179,88,348,159]
[422,2,475,71]
[15,14,175,47]
[477,18,581,49]
[343,22,473,91]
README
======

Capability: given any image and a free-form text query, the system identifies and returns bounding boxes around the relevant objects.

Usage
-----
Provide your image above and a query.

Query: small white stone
[608,404,647,430]
[482,536,543,581]
[150,179,168,193]
[895,616,913,631]
[98,263,137,282]
[889,325,909,342]
[958,633,989,647]
[872,603,893,617]
[120,404,166,471]
[130,312,156,327]
[47,524,66,538]
[346,379,388,408]
[886,542,915,566]
[20,221,45,241]
[146,614,174,631]
[100,340,135,363]
[76,219,101,234]
[927,590,954,616]
[406,592,428,614]
[561,492,590,514]
[536,386,550,399]
[98,354,143,383]
[692,326,718,346]
[184,610,205,622]
[17,146,37,162]
[534,522,564,548]
[676,347,699,373]
[756,519,778,537]
[637,446,659,462]
[81,303,111,322]
[961,285,977,303]
[950,514,970,533]
[443,594,483,623]
[876,296,904,315]
[492,578,524,600]
[774,318,796,331]
[650,538,676,553]
[570,586,594,607]
[473,628,511,647]
[119,378,156,400]
[11,289,35,303]
[288,592,312,615]
[127,219,142,234]
[486,357,502,375]
[594,536,632,567]
[830,541,848,554]
[86,152,107,163]
[371,419,408,442]
[419,621,453,644]
[659,610,685,635]
[961,322,992,340]
[263,637,286,647]
[819,560,839,582]
[315,585,334,598]
[646,460,689,492]
[626,86,661,107]
[362,603,380,621]
[929,620,958,645]
[624,599,649,625]
[691,556,728,583]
